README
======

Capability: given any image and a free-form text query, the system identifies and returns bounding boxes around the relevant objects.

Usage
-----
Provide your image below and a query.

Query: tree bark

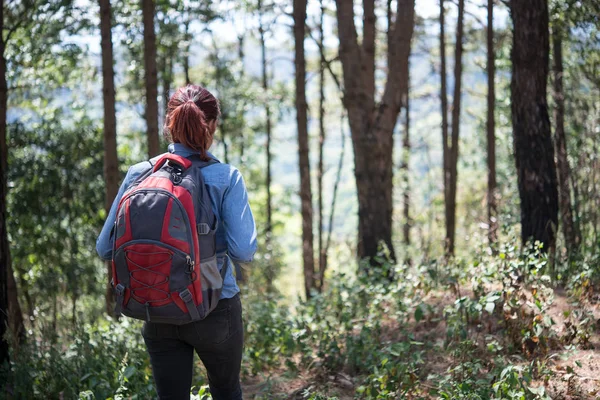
[324,112,347,290]
[487,0,498,248]
[510,0,558,251]
[142,0,160,158]
[163,57,172,117]
[99,0,119,315]
[294,0,315,298]
[363,0,375,103]
[7,260,25,344]
[335,0,414,266]
[0,0,11,365]
[439,0,450,255]
[401,76,411,252]
[317,0,326,291]
[258,0,272,245]
[183,20,191,85]
[552,27,579,255]
[446,0,465,256]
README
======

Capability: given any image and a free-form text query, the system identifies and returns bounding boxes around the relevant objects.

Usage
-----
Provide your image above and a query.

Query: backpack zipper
[119,188,196,265]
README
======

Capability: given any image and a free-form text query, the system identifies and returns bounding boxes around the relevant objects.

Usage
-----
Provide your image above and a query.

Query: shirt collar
[168,143,218,161]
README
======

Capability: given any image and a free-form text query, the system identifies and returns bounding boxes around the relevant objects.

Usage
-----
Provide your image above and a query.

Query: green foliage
[3,319,153,400]
[7,115,106,324]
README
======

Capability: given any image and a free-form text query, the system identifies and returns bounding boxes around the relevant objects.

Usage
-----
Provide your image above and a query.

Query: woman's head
[164,85,220,161]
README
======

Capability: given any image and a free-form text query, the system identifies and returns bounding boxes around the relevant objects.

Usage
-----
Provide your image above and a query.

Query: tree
[487,0,498,247]
[142,0,159,157]
[258,0,273,247]
[334,0,414,265]
[0,0,10,368]
[439,0,450,253]
[256,0,278,291]
[398,2,411,260]
[294,0,315,298]
[510,0,559,251]
[98,0,119,314]
[552,19,579,255]
[401,74,411,256]
[317,0,326,290]
[445,0,465,256]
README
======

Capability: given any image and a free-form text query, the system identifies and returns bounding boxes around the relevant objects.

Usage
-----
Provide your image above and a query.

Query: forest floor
[239,287,600,399]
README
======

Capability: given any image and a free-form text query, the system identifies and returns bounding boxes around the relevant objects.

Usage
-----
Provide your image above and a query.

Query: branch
[375,0,414,131]
[447,0,486,28]
[334,0,364,107]
[324,110,347,269]
[306,25,343,93]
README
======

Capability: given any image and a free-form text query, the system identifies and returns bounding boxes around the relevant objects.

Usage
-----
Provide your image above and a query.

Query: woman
[96,84,257,400]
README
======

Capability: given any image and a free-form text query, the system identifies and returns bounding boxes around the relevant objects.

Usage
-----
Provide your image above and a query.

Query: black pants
[142,294,244,400]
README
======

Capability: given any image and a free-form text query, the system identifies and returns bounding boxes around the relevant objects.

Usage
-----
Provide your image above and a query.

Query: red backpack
[111,153,224,324]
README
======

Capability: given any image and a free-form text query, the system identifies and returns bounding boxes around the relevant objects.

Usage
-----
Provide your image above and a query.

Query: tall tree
[439,0,450,254]
[99,0,119,314]
[446,0,465,255]
[334,0,415,265]
[401,76,411,254]
[317,0,326,290]
[257,0,277,291]
[183,20,191,85]
[142,0,159,157]
[552,23,579,254]
[510,0,559,251]
[258,0,273,245]
[400,3,411,259]
[0,0,10,368]
[487,0,498,247]
[294,0,315,298]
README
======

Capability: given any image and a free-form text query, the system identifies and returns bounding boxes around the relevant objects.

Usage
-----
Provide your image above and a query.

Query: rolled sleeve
[222,169,257,263]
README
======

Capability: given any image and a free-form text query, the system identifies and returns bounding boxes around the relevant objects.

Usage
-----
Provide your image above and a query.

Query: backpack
[111,153,225,324]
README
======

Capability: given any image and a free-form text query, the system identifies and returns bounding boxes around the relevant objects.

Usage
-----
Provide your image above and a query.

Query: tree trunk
[335,0,414,266]
[446,0,465,256]
[258,0,272,245]
[183,21,191,85]
[7,260,25,344]
[163,57,172,117]
[552,28,579,255]
[99,0,119,315]
[1,0,12,366]
[510,0,559,251]
[387,0,394,63]
[142,0,160,158]
[317,0,326,291]
[324,111,347,290]
[363,0,375,101]
[487,0,498,248]
[439,0,450,255]
[401,76,411,253]
[237,34,245,163]
[258,0,275,291]
[294,0,315,298]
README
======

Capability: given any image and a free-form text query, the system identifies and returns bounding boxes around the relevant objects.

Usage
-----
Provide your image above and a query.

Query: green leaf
[414,305,424,322]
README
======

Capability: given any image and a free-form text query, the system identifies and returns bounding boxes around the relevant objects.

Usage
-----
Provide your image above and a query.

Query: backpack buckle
[171,172,182,185]
[197,223,210,235]
[179,288,193,303]
[115,283,125,296]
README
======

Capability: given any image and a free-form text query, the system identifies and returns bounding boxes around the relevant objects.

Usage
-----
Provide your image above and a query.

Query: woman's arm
[222,169,258,263]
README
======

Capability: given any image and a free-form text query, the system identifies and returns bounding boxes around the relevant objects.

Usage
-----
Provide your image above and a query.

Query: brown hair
[164,85,220,161]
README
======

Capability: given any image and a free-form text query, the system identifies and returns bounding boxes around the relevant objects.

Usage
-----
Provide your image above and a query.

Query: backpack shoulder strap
[127,153,167,189]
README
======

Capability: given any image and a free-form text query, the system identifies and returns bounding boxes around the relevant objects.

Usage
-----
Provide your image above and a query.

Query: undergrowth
[3,237,599,399]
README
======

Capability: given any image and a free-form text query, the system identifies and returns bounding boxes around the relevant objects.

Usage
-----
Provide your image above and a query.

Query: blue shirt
[96,143,258,299]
